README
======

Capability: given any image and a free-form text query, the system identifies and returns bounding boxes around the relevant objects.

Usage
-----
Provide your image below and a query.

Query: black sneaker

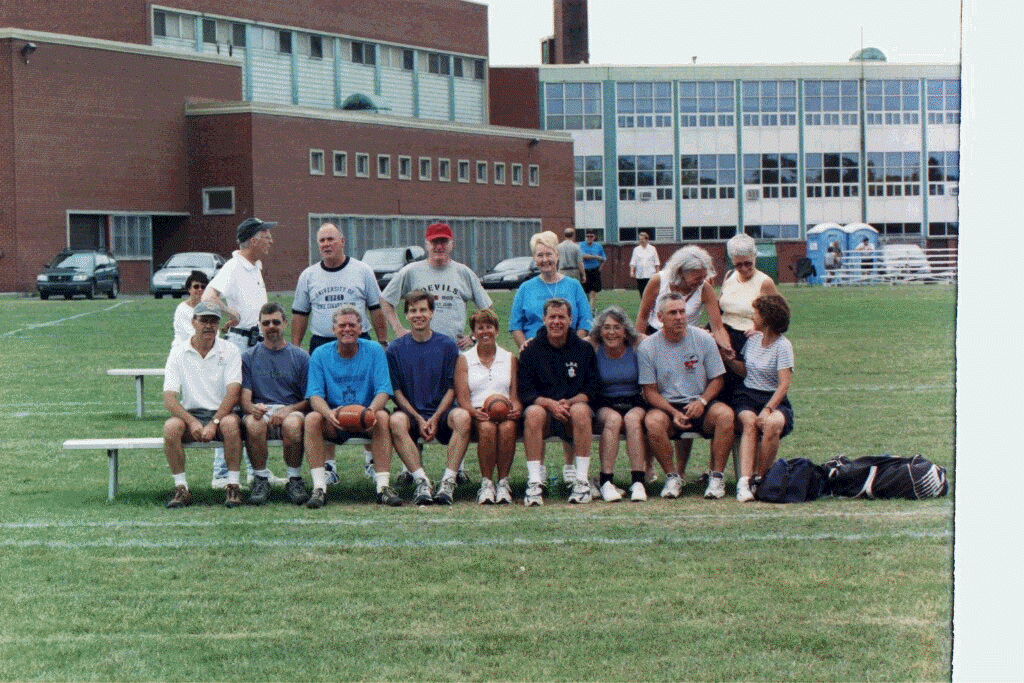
[285,477,310,505]
[248,476,271,505]
[413,478,434,506]
[306,488,326,509]
[456,470,472,486]
[376,486,403,507]
[395,470,414,488]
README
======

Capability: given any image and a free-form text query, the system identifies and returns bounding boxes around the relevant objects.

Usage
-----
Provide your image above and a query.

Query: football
[483,394,512,422]
[335,404,376,431]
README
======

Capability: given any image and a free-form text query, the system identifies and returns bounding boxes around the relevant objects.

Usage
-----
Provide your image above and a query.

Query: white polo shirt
[208,251,267,329]
[164,337,242,412]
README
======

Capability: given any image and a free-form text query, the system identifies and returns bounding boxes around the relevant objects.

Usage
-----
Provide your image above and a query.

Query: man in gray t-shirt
[638,291,735,500]
[557,227,585,284]
[380,222,491,351]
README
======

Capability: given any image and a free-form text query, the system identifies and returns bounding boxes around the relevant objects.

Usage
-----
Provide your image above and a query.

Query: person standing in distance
[579,230,606,314]
[629,231,660,296]
[557,227,586,285]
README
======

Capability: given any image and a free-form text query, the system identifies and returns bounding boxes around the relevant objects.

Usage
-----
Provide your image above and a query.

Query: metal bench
[106,368,165,418]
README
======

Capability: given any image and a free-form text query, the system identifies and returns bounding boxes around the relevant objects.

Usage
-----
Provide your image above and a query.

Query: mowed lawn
[0,284,954,681]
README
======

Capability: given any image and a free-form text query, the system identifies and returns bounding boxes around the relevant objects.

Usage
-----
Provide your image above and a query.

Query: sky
[478,0,962,66]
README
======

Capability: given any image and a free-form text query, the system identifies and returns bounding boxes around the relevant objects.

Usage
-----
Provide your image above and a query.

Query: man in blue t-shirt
[579,230,606,313]
[304,306,396,508]
[386,290,471,505]
[241,303,310,506]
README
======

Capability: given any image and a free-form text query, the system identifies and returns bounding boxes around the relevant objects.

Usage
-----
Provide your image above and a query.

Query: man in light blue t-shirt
[638,292,735,500]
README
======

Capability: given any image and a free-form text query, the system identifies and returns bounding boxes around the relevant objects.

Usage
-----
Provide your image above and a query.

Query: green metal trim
[602,80,618,240]
[673,80,682,242]
[290,32,299,105]
[736,79,744,233]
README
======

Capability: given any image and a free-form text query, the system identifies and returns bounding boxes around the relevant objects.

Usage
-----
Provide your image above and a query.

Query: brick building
[1,1,574,293]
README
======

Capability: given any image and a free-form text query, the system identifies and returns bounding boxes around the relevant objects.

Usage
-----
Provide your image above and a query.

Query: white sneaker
[599,480,623,502]
[704,472,726,499]
[477,479,496,505]
[524,481,544,506]
[630,481,648,502]
[568,479,593,504]
[324,461,339,486]
[211,477,229,490]
[562,464,576,486]
[660,474,683,499]
[495,479,513,505]
[591,477,625,498]
[736,485,755,502]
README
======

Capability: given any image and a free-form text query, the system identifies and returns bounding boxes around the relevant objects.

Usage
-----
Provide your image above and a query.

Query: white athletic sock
[442,468,458,483]
[374,472,390,492]
[173,473,188,488]
[311,467,326,491]
[254,469,271,480]
[286,467,302,479]
[411,468,428,483]
[227,471,240,485]
[574,456,591,482]
[527,460,543,484]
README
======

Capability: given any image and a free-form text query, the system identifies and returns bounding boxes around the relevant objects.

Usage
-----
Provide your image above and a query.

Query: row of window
[546,79,960,130]
[612,221,957,242]
[154,10,485,79]
[574,152,958,200]
[309,150,540,186]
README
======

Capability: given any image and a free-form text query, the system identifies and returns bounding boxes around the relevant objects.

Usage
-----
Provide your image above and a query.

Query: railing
[821,247,957,285]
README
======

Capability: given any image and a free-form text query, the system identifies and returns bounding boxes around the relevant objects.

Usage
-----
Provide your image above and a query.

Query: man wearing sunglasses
[240,303,311,506]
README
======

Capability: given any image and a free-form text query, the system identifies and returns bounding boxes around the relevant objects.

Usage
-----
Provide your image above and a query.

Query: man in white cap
[162,302,244,508]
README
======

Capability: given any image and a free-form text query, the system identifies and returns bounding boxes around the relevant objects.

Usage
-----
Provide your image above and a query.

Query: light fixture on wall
[21,42,38,63]
[528,138,540,148]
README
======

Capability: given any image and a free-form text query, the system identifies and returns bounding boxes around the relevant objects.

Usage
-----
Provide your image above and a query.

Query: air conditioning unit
[745,188,760,201]
[639,191,652,201]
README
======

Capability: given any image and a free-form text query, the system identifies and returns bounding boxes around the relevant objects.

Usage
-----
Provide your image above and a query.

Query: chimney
[552,0,589,64]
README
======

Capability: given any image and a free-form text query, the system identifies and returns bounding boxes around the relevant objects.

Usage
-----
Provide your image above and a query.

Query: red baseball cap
[425,222,453,241]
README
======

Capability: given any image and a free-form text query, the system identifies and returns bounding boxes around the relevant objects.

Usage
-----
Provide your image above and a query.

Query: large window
[203,187,235,215]
[867,152,921,197]
[574,156,603,201]
[352,41,375,65]
[618,155,673,201]
[743,154,798,198]
[928,151,960,195]
[866,80,920,125]
[741,81,797,126]
[680,155,736,200]
[617,82,672,128]
[805,153,859,197]
[804,80,858,126]
[679,81,735,127]
[744,225,799,239]
[681,225,738,241]
[545,82,602,130]
[111,215,153,259]
[927,79,960,124]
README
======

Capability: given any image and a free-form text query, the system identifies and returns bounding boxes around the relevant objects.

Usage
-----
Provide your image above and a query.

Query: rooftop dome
[849,47,887,62]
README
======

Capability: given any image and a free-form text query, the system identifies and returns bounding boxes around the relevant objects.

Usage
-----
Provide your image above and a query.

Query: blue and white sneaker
[324,461,339,486]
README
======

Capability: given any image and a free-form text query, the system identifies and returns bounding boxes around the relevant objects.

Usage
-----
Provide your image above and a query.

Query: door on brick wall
[69,214,106,250]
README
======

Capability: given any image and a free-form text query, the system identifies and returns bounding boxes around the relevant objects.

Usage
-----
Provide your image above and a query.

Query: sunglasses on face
[734,261,754,268]
[190,283,206,290]
[260,319,284,327]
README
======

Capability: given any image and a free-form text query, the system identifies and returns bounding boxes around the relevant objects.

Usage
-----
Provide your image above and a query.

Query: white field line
[0,506,950,532]
[0,529,951,551]
[0,301,129,339]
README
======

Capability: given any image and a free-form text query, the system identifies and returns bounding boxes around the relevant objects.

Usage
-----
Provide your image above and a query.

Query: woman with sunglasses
[171,270,210,349]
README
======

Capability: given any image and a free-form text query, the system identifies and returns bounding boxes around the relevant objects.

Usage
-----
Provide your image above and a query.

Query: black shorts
[583,269,603,294]
[592,393,645,416]
[397,408,455,445]
[636,278,650,295]
[666,400,724,439]
[731,386,794,438]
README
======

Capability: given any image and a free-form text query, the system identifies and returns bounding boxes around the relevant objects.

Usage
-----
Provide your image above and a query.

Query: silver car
[150,252,226,298]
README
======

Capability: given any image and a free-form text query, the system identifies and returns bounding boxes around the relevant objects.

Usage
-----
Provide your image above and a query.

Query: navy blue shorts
[397,408,454,445]
[731,386,794,438]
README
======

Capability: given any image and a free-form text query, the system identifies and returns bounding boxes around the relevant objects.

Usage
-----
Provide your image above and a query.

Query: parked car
[150,252,226,298]
[879,244,932,281]
[481,256,538,289]
[37,250,120,300]
[361,246,426,289]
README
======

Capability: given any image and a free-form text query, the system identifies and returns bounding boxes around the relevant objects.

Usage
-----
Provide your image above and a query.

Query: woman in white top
[171,270,210,349]
[454,309,521,505]
[722,294,795,502]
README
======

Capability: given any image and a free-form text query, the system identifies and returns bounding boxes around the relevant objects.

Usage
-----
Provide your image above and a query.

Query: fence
[821,247,957,286]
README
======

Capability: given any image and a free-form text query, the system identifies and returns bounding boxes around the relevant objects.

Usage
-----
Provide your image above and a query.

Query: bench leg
[107,448,119,503]
[135,376,145,419]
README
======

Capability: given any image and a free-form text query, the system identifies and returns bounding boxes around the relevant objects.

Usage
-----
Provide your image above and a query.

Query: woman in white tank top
[453,309,520,505]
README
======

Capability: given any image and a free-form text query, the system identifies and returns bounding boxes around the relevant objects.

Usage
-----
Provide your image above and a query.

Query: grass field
[0,284,954,681]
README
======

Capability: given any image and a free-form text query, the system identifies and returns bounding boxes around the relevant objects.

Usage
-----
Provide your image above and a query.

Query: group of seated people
[162,229,793,510]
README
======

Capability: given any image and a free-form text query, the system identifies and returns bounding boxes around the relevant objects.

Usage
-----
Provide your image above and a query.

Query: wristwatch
[212,418,221,425]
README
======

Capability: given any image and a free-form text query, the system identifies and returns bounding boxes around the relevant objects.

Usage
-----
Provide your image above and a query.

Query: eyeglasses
[190,283,206,290]
[734,261,754,268]
[260,319,284,327]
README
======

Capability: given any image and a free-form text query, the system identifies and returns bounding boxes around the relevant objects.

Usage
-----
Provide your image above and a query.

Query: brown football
[335,404,376,431]
[482,394,512,422]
